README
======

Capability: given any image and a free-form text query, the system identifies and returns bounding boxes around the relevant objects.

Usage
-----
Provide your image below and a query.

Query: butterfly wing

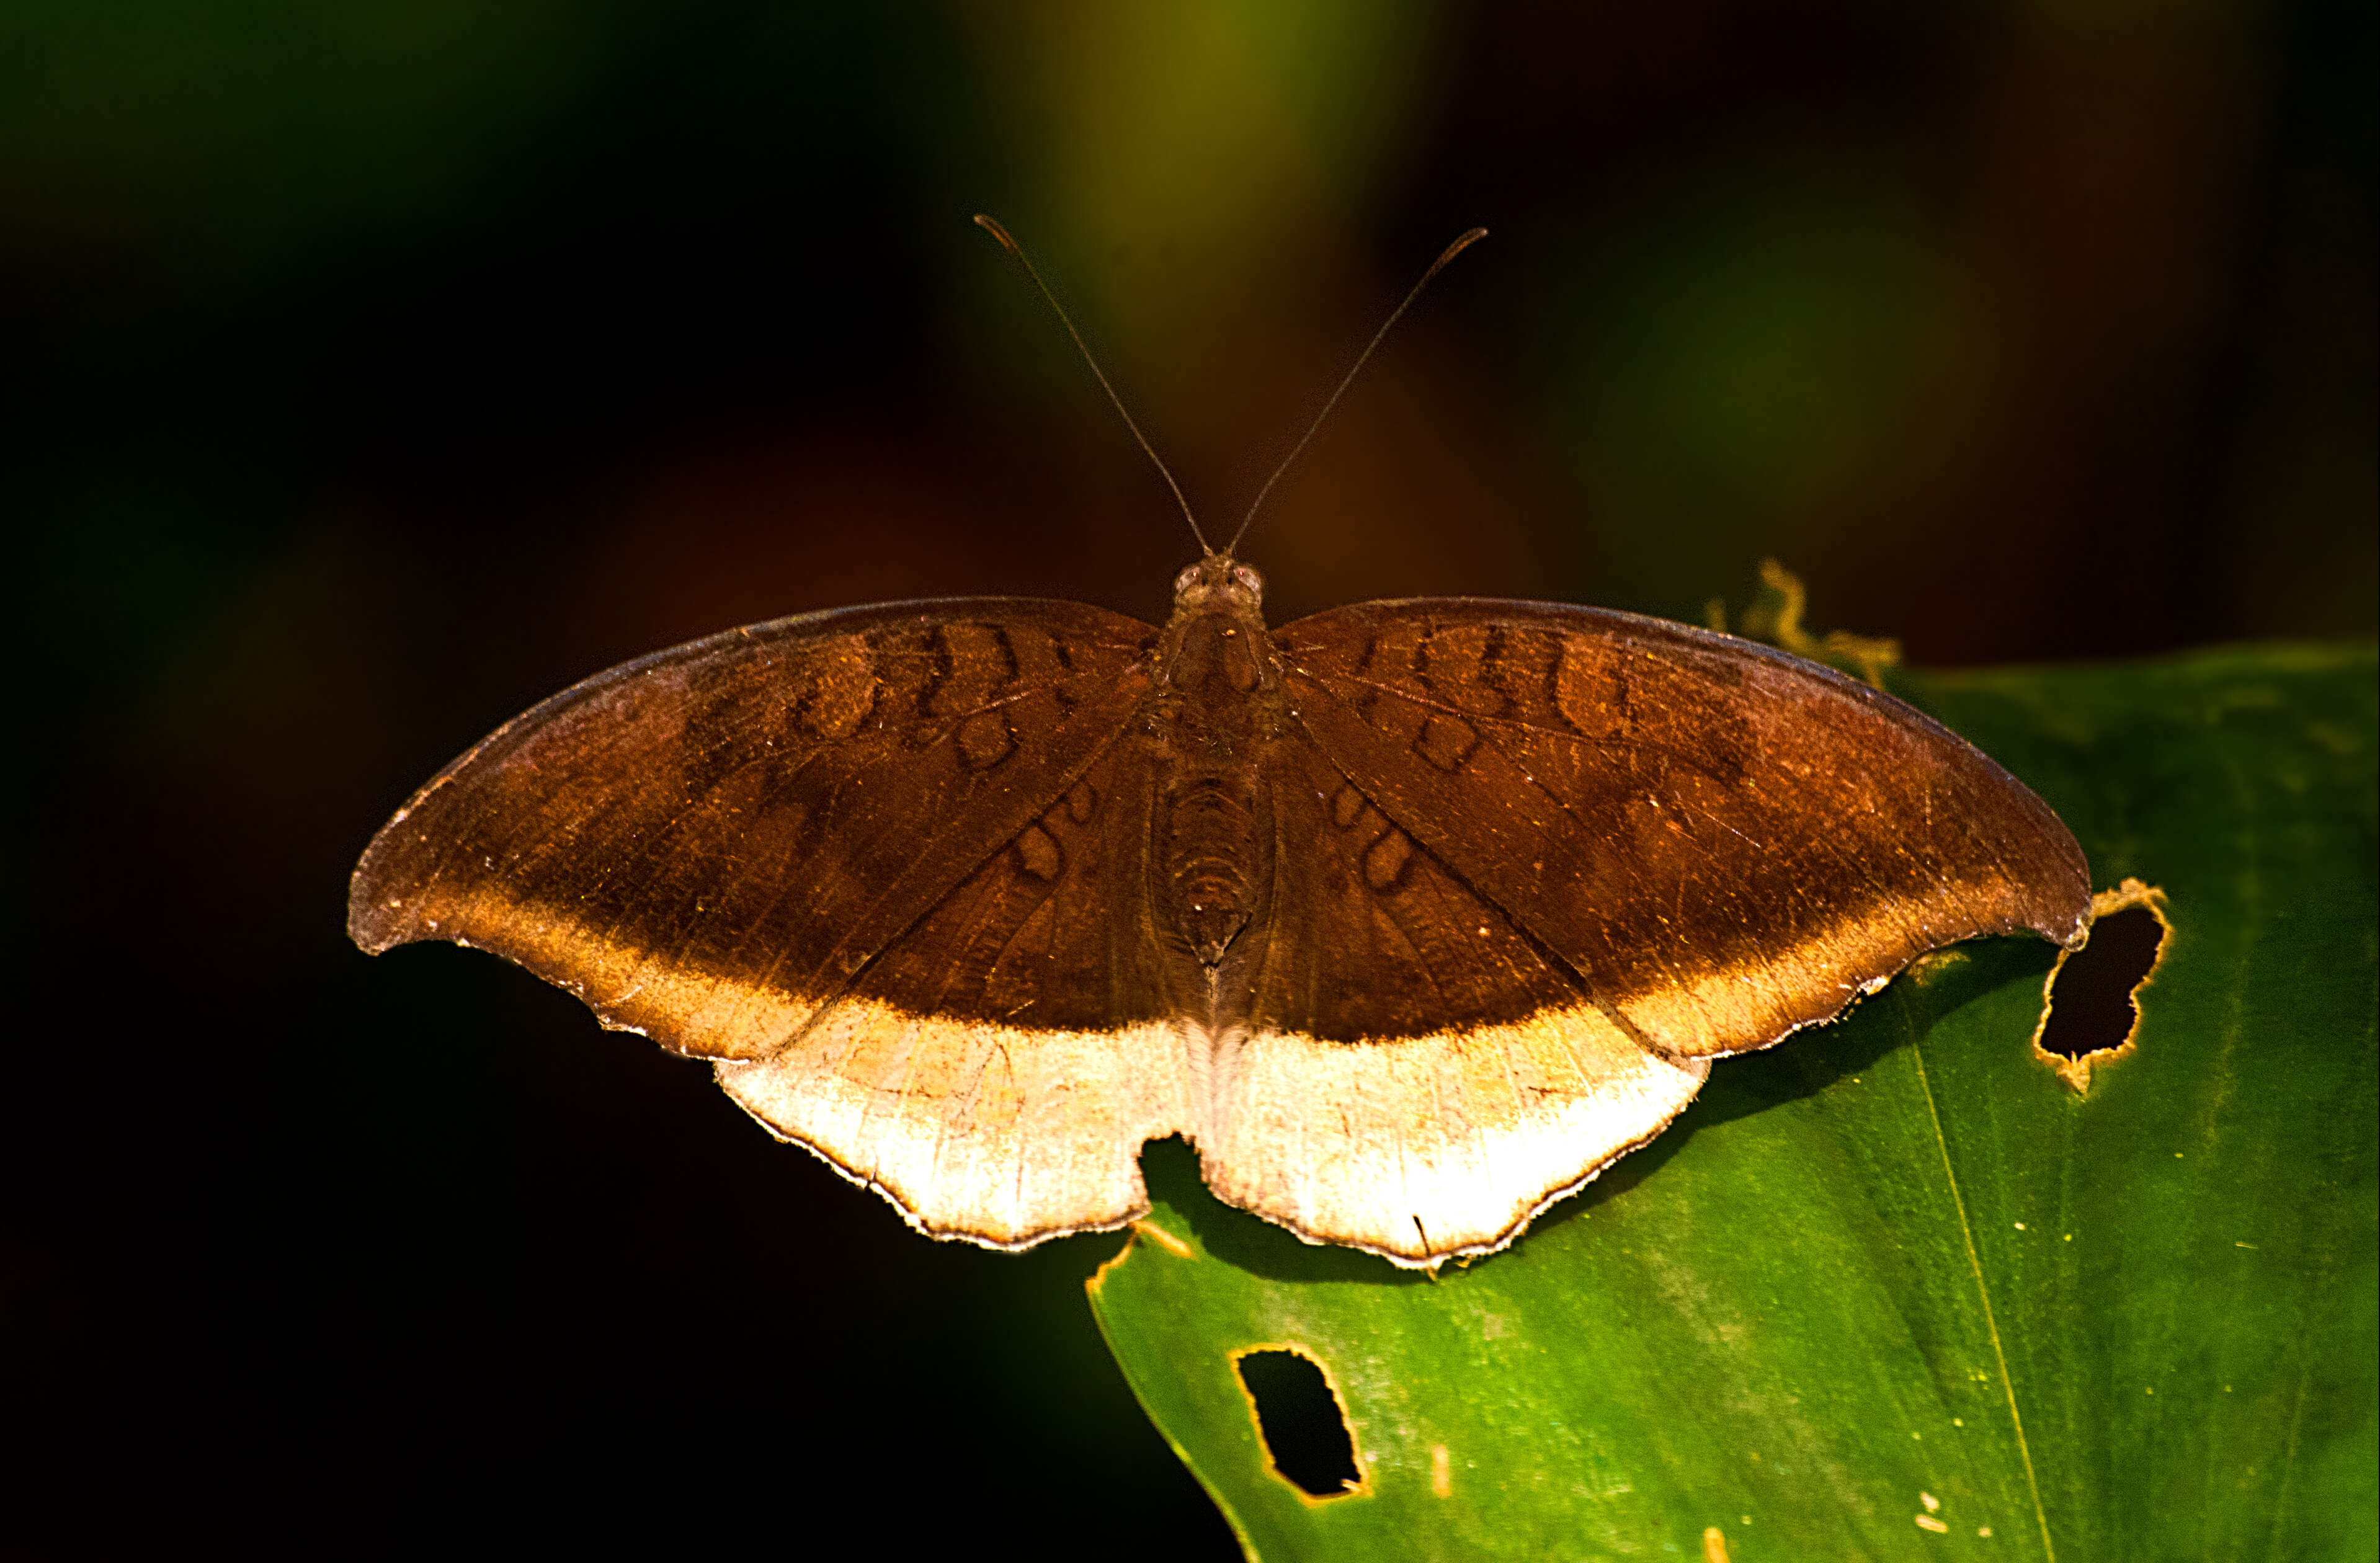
[1188,598,2088,1266]
[1275,599,2091,1058]
[350,599,1194,1243]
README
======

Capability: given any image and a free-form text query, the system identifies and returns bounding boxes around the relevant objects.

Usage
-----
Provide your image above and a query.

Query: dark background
[4,2,2370,1556]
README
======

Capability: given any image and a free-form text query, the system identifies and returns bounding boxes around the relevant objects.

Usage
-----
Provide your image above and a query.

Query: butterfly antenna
[1225,227,1487,558]
[974,215,1212,556]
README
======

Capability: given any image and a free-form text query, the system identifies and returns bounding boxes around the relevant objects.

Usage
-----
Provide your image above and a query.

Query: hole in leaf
[1234,1348,1362,1497]
[2039,906,2164,1058]
[2032,879,2168,1092]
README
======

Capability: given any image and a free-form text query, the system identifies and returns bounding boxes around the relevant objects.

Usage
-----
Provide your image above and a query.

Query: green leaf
[1087,644,2378,1561]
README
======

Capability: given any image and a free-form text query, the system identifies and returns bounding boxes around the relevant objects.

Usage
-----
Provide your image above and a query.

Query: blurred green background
[3,2,2369,1557]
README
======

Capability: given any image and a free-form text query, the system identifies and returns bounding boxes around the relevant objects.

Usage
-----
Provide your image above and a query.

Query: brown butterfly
[348,225,2090,1267]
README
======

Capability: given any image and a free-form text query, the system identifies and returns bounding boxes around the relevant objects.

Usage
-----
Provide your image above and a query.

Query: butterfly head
[1172,555,1265,616]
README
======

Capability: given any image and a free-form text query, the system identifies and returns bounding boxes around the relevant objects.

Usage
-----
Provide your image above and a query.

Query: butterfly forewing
[349,600,1162,1062]
[1274,599,2091,1061]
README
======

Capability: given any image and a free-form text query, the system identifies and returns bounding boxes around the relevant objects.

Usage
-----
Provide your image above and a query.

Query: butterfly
[348,224,2091,1267]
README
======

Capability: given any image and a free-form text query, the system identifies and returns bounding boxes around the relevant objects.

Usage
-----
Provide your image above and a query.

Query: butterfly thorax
[1152,558,1284,969]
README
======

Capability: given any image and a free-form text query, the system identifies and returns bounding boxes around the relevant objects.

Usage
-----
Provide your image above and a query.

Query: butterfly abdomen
[1161,776,1260,964]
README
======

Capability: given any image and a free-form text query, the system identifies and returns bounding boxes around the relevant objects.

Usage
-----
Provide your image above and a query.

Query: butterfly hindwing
[715,731,1197,1246]
[1197,733,1707,1262]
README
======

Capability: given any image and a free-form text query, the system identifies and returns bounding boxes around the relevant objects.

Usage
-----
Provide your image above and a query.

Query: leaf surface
[1089,645,2379,1561]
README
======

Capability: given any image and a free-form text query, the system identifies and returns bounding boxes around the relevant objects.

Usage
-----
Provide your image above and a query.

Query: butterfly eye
[1174,565,1202,595]
[1232,564,1264,593]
